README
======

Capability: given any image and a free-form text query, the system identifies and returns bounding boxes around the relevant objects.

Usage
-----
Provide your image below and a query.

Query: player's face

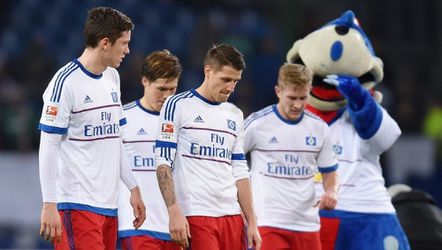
[205,65,242,102]
[107,30,131,68]
[143,77,178,112]
[275,84,310,121]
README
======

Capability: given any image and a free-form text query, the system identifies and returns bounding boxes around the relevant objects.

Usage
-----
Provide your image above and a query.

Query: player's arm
[317,124,339,210]
[233,115,262,249]
[39,131,62,243]
[319,170,338,210]
[119,140,146,229]
[156,164,190,247]
[236,178,262,250]
[155,95,189,247]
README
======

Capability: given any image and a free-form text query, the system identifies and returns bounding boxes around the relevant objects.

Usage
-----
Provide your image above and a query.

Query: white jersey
[315,108,401,213]
[118,100,172,240]
[244,105,338,232]
[155,89,249,217]
[38,59,124,215]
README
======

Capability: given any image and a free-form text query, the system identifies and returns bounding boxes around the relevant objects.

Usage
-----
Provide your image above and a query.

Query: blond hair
[277,63,312,88]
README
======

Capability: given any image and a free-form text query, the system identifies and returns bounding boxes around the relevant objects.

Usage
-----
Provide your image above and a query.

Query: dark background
[0,0,440,248]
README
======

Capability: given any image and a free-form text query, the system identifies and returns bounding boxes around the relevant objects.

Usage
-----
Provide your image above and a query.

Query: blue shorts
[319,210,410,250]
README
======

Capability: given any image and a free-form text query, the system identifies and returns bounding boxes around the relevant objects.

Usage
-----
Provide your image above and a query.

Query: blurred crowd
[0,0,441,187]
[0,0,441,248]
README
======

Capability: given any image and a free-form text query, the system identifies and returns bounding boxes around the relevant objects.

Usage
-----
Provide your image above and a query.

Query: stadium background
[0,0,440,248]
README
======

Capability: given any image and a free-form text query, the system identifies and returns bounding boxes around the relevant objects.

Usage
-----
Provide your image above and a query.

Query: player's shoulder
[123,100,138,111]
[244,105,274,129]
[165,90,194,104]
[51,60,80,82]
[304,110,327,125]
[223,101,244,116]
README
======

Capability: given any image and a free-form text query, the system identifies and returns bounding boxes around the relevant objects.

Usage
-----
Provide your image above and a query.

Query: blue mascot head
[286,10,383,111]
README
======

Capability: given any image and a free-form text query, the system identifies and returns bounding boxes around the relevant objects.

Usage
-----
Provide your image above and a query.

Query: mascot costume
[286,10,410,249]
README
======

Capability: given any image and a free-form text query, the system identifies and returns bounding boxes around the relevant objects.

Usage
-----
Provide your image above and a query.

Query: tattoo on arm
[156,165,176,207]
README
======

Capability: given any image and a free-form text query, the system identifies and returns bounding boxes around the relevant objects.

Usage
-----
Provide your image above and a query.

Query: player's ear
[99,37,111,51]
[141,76,152,88]
[204,65,212,78]
[274,84,281,97]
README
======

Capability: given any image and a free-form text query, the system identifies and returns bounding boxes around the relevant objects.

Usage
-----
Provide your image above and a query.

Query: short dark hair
[204,44,246,71]
[84,7,134,48]
[141,50,182,82]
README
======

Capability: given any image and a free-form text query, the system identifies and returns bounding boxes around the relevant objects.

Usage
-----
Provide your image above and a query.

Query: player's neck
[78,48,107,75]
[139,97,157,112]
[195,83,215,102]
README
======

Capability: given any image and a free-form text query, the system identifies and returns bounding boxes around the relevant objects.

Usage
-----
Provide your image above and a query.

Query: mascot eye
[335,26,349,35]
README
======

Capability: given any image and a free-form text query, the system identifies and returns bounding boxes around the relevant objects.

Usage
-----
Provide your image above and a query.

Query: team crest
[227,119,236,131]
[306,136,317,146]
[333,144,343,155]
[111,92,118,103]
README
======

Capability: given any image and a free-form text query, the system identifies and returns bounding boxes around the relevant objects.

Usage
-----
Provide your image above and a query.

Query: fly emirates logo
[83,111,119,137]
[265,154,314,178]
[190,133,232,160]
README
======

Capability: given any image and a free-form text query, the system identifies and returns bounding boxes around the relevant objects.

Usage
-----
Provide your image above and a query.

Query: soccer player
[38,7,145,249]
[243,63,338,250]
[155,44,262,250]
[118,50,182,250]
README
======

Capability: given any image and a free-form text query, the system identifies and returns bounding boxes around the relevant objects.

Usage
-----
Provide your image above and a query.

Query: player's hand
[319,190,338,210]
[247,222,262,250]
[168,204,191,247]
[130,186,146,229]
[40,202,62,243]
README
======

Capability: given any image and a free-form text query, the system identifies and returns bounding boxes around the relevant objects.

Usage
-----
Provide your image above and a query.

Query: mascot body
[287,11,410,249]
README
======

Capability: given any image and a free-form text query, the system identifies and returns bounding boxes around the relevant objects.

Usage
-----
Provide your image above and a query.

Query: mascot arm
[324,75,382,139]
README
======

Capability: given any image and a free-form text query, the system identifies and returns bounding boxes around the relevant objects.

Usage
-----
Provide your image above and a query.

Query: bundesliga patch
[227,119,236,131]
[46,105,58,116]
[160,122,175,140]
[45,105,58,121]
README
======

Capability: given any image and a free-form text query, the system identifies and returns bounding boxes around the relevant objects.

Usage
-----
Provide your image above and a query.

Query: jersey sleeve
[155,95,180,169]
[242,113,257,154]
[317,125,338,173]
[38,64,76,134]
[231,112,250,181]
[361,107,401,156]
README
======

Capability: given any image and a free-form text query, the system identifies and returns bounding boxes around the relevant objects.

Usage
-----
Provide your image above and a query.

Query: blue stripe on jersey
[244,105,273,130]
[57,202,118,217]
[164,91,194,121]
[119,118,127,126]
[55,65,79,103]
[38,123,68,134]
[123,101,137,110]
[170,91,194,121]
[166,147,172,163]
[155,140,177,148]
[50,62,76,102]
[164,91,189,121]
[118,229,172,241]
[318,164,338,173]
[232,153,246,160]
